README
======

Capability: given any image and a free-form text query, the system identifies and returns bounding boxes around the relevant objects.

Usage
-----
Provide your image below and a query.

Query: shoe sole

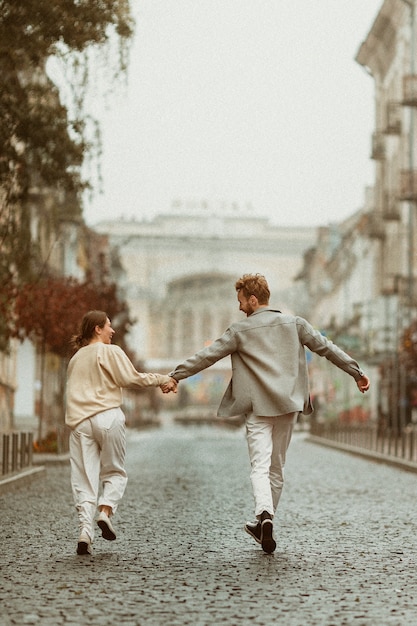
[97,519,116,541]
[244,524,262,544]
[261,519,276,554]
[77,541,92,555]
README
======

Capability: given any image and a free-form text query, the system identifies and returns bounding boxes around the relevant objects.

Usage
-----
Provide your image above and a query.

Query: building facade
[356,0,416,312]
[94,204,317,405]
[355,0,417,428]
[294,0,417,426]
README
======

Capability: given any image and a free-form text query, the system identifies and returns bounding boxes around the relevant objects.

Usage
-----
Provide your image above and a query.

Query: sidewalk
[1,425,417,625]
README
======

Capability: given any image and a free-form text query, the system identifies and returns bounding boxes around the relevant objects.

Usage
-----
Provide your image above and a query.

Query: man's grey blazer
[170,307,365,418]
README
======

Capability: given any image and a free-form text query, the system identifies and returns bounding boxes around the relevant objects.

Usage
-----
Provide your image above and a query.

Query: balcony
[402,74,417,106]
[382,194,401,220]
[382,275,399,296]
[371,132,385,160]
[366,214,385,240]
[384,102,402,135]
[381,276,417,309]
[399,169,417,201]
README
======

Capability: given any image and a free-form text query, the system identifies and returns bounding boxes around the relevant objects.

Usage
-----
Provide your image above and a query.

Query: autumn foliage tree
[400,320,417,376]
[14,276,131,356]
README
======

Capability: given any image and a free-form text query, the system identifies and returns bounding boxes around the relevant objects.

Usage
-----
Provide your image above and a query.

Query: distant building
[94,204,317,404]
[354,0,417,429]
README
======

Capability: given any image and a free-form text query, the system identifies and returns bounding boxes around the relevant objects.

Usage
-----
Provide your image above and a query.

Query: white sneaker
[77,531,93,555]
[97,511,116,541]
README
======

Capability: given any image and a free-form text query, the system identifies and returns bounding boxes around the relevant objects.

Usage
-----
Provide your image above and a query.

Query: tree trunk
[37,339,46,443]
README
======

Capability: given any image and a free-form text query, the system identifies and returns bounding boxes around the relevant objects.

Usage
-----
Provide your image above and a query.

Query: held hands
[356,375,370,394]
[160,377,178,394]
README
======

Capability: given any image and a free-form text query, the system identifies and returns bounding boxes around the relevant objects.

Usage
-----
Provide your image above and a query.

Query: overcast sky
[81,0,382,228]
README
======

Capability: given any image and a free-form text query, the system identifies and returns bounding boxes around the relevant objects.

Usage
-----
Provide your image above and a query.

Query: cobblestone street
[2,422,417,625]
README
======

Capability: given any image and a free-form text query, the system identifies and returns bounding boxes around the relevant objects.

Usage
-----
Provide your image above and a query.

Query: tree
[400,320,417,375]
[0,0,134,199]
[0,0,134,346]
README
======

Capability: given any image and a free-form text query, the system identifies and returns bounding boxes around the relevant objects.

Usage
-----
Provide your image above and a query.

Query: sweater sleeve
[169,327,237,381]
[100,345,171,388]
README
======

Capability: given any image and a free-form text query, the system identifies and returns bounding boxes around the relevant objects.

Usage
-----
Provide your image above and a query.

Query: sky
[80,0,383,228]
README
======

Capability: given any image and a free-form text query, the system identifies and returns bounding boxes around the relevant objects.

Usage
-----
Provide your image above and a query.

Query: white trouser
[245,411,297,519]
[69,407,127,540]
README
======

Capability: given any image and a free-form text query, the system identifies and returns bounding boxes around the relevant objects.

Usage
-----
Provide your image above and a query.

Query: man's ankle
[260,510,273,522]
[99,505,113,517]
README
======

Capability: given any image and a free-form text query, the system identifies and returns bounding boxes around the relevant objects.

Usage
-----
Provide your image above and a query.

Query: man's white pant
[245,411,297,518]
[69,408,127,540]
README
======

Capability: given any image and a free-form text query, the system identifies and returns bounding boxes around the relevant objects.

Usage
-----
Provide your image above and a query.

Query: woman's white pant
[69,408,127,540]
[245,412,297,518]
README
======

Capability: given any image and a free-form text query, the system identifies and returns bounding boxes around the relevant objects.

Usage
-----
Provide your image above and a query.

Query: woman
[65,310,177,555]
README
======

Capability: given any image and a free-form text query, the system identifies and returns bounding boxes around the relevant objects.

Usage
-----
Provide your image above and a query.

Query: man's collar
[250,306,281,316]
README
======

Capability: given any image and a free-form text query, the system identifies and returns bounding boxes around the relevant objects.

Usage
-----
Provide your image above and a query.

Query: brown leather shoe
[260,518,276,554]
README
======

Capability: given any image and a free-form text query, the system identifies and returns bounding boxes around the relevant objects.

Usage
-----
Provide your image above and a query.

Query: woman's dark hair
[71,310,108,350]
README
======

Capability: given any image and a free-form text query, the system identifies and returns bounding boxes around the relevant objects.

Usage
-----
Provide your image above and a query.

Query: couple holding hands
[66,274,369,556]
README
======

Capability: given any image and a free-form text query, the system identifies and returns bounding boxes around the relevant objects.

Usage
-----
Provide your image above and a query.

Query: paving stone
[1,424,417,625]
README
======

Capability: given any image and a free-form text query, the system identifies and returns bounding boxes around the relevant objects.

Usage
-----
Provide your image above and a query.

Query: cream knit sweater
[65,342,171,429]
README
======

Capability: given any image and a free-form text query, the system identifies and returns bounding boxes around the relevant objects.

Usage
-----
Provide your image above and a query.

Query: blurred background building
[93,202,316,409]
[4,0,417,441]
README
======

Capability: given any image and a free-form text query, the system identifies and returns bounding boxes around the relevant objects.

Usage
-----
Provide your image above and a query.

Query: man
[164,274,370,554]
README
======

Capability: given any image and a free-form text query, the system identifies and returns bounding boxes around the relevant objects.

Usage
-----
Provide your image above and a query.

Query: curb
[32,453,70,466]
[308,435,417,474]
[0,466,46,495]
